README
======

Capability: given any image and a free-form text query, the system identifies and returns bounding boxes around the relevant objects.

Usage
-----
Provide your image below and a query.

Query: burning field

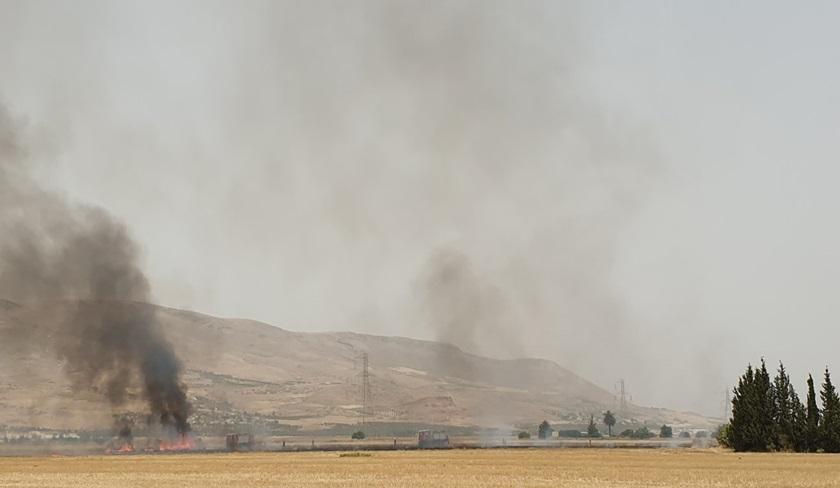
[1,105,194,453]
[3,449,840,488]
[106,421,197,454]
[107,434,196,454]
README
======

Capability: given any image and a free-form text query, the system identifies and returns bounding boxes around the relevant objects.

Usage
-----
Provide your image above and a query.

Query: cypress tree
[755,359,776,450]
[728,360,776,451]
[773,362,794,450]
[791,392,807,452]
[772,362,807,451]
[820,367,840,452]
[728,362,840,453]
[805,374,820,452]
[726,364,753,451]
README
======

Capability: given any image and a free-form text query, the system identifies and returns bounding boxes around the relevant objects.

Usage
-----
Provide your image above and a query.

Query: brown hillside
[0,301,713,432]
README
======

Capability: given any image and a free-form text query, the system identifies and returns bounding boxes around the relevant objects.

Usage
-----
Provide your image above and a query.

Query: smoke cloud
[0,104,190,433]
[417,248,513,357]
[0,1,670,411]
[2,1,837,418]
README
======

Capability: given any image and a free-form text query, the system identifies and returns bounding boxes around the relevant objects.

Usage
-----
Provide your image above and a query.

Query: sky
[1,0,839,416]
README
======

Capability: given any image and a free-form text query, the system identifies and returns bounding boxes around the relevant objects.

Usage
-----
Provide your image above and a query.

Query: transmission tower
[615,378,628,412]
[359,353,370,427]
[724,388,731,422]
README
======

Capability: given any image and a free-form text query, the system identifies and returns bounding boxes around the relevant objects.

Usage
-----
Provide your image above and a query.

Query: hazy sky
[2,0,839,416]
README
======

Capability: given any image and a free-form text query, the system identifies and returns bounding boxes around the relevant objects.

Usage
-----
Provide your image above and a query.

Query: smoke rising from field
[0,105,190,433]
[418,249,508,355]
[2,0,783,414]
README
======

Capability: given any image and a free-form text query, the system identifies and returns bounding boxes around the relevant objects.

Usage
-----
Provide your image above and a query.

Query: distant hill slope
[0,301,714,432]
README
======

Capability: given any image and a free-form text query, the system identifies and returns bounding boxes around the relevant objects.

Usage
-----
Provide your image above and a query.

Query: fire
[115,442,135,453]
[106,440,135,454]
[107,434,195,454]
[157,433,196,452]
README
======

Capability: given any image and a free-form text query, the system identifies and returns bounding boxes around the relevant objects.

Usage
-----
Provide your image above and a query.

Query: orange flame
[158,433,196,451]
[107,441,135,454]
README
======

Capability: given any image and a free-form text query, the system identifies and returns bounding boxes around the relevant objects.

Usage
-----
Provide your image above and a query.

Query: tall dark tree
[756,359,777,450]
[791,389,808,452]
[772,362,793,449]
[727,364,754,451]
[806,374,821,452]
[820,367,840,452]
[773,362,805,450]
[727,360,775,452]
[603,410,616,437]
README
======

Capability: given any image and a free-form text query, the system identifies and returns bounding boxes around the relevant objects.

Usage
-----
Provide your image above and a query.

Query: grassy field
[2,448,840,487]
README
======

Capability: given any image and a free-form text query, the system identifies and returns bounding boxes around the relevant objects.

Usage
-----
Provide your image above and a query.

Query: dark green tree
[538,420,553,440]
[820,367,840,452]
[587,415,600,438]
[756,359,777,450]
[806,374,821,452]
[773,362,805,450]
[726,360,775,451]
[791,391,807,452]
[603,410,616,437]
[726,364,753,450]
[660,425,673,438]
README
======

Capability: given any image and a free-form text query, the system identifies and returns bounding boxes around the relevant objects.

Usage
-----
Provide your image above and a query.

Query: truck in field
[225,433,254,452]
[418,430,449,449]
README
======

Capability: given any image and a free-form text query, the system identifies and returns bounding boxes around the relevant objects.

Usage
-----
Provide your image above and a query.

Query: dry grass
[2,448,840,487]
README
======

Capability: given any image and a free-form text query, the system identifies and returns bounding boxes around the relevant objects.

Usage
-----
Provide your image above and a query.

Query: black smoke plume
[0,104,190,433]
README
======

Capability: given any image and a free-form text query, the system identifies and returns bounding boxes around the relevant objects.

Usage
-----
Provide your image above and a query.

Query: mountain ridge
[0,300,716,432]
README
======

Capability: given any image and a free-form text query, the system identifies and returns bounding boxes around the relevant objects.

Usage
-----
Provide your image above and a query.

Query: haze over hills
[0,300,714,433]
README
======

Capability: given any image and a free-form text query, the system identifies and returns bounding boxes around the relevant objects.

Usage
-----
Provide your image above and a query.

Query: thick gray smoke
[0,1,665,409]
[417,248,512,357]
[0,105,190,433]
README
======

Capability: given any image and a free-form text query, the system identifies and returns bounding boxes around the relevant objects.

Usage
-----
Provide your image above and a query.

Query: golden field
[2,448,839,488]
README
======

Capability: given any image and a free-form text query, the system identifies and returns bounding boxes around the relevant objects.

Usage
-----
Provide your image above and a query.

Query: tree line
[722,359,840,452]
[535,412,675,440]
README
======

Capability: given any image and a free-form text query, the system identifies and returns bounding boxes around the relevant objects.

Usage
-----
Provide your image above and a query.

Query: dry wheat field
[2,448,839,488]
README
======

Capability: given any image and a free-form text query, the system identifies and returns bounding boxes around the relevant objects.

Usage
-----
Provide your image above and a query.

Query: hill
[0,301,714,433]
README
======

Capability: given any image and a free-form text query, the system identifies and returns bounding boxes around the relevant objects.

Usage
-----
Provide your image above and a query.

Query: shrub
[351,430,366,440]
[587,415,601,438]
[556,430,583,438]
[660,425,673,438]
[518,431,531,440]
[714,425,728,446]
[621,427,655,439]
